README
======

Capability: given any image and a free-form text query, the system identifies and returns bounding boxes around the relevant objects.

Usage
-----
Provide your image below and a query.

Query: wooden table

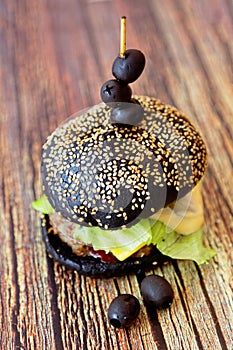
[1,0,232,349]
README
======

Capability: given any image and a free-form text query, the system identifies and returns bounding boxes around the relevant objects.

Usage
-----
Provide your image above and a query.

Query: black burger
[33,96,215,277]
[33,18,215,278]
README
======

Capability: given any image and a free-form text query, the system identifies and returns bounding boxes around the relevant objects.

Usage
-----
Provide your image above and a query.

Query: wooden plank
[0,0,232,349]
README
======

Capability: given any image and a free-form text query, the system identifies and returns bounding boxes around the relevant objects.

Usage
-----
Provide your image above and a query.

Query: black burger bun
[41,96,207,230]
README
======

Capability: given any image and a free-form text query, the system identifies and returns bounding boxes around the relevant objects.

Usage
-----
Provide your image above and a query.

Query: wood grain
[0,0,232,349]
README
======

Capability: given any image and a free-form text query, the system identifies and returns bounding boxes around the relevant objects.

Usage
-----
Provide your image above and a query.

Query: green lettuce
[151,222,216,265]
[32,194,54,214]
[74,218,216,264]
[32,195,216,264]
[74,219,152,257]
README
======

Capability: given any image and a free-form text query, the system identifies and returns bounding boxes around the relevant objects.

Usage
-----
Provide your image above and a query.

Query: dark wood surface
[0,0,232,349]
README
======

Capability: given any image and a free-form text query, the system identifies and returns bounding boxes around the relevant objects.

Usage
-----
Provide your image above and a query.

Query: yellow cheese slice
[153,182,204,235]
[110,241,146,261]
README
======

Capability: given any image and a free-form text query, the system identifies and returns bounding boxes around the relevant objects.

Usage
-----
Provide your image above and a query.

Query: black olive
[100,79,132,104]
[110,99,144,125]
[107,294,140,328]
[112,49,146,84]
[140,275,174,309]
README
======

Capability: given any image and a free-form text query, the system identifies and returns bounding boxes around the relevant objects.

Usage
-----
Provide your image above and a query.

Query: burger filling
[33,181,215,264]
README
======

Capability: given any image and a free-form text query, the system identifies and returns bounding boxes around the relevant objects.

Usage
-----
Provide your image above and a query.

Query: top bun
[41,96,207,230]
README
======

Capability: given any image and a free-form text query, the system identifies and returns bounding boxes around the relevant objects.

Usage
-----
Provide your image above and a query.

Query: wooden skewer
[120,16,126,58]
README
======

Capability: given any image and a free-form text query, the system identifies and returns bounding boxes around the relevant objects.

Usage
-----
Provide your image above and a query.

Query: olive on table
[140,275,174,309]
[108,294,140,328]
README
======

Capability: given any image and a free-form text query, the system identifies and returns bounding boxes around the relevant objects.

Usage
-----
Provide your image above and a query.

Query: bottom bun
[41,214,172,278]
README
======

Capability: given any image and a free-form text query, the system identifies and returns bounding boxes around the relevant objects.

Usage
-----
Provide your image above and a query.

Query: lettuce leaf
[74,218,216,264]
[74,219,152,261]
[151,221,216,264]
[32,195,216,264]
[32,194,54,214]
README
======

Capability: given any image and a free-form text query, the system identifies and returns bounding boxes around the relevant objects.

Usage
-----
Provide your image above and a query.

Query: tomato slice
[90,248,117,262]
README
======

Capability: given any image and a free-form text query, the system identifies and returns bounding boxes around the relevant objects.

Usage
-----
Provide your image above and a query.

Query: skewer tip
[120,16,127,58]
